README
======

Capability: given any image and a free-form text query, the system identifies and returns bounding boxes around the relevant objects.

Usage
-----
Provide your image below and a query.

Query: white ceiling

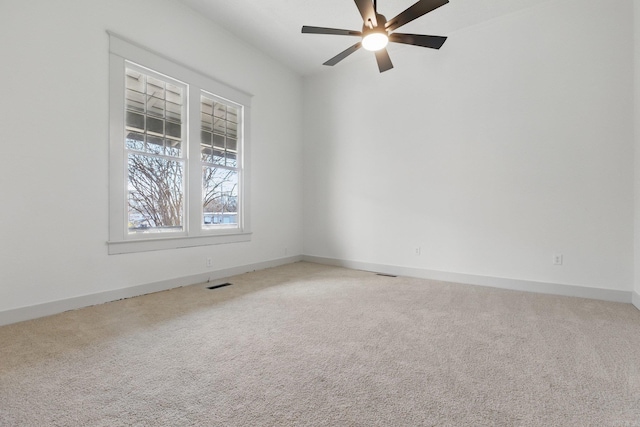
[177,0,554,75]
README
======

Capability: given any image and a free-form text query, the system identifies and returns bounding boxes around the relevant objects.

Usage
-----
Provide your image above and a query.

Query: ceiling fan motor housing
[363,13,387,33]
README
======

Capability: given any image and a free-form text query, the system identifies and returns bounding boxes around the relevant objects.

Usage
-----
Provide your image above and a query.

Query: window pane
[126,111,145,132]
[147,97,165,118]
[125,69,145,92]
[166,83,182,104]
[166,121,181,139]
[146,76,165,98]
[201,112,213,131]
[147,116,164,136]
[166,140,181,157]
[126,132,144,151]
[226,138,237,153]
[201,98,213,115]
[213,117,226,134]
[202,167,238,227]
[213,133,224,150]
[213,103,226,119]
[225,138,237,167]
[146,136,164,155]
[227,106,239,123]
[213,149,224,165]
[201,146,213,163]
[227,121,238,138]
[226,152,237,168]
[201,130,212,147]
[128,154,184,233]
[166,102,181,122]
[125,89,145,113]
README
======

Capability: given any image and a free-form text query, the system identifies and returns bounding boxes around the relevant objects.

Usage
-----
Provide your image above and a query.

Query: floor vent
[206,283,233,290]
[376,273,397,278]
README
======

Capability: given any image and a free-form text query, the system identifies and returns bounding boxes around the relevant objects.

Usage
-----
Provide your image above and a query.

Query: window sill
[107,231,252,255]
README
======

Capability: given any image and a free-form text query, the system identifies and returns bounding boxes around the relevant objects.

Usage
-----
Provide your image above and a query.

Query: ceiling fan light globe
[362,32,389,51]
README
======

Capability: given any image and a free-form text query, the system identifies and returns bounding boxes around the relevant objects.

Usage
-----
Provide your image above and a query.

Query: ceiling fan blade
[389,33,447,49]
[385,0,449,32]
[302,26,362,36]
[374,48,394,73]
[354,0,378,27]
[323,42,363,66]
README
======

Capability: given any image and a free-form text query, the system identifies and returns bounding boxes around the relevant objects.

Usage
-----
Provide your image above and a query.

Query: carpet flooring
[1,262,640,426]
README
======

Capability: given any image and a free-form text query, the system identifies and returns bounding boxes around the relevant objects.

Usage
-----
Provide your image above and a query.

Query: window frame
[108,33,252,255]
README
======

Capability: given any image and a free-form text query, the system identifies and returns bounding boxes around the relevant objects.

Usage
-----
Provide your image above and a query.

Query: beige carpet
[1,262,640,426]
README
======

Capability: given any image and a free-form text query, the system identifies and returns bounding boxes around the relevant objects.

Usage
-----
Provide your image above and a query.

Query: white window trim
[108,32,252,255]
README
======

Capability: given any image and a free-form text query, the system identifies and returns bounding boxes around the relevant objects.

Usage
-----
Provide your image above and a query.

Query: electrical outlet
[415,247,421,255]
[553,254,563,265]
[206,257,213,268]
[284,247,288,256]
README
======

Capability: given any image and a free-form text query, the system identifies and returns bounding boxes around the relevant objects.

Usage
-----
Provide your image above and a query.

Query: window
[108,34,251,254]
[200,94,240,230]
[125,67,186,233]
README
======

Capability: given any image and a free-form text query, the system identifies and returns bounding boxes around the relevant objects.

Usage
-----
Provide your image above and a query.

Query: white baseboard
[302,255,632,304]
[633,291,640,311]
[0,255,302,326]
[3,254,635,327]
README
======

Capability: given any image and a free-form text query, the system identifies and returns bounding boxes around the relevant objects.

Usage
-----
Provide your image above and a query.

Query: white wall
[0,0,303,316]
[303,0,635,294]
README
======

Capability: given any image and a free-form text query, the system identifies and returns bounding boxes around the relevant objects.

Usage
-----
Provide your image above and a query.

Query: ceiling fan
[302,0,449,73]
